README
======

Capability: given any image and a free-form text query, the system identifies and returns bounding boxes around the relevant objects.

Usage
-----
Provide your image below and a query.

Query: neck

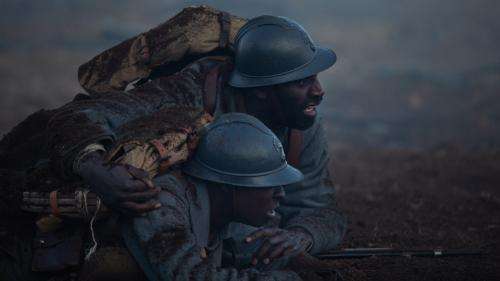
[207,184,233,234]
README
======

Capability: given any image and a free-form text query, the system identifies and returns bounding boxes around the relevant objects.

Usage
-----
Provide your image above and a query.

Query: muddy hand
[78,151,161,215]
[245,227,313,266]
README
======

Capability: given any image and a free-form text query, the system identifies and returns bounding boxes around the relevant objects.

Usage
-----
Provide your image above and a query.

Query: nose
[309,77,325,101]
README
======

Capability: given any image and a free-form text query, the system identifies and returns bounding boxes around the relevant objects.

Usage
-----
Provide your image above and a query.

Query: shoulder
[154,172,188,194]
[302,114,328,150]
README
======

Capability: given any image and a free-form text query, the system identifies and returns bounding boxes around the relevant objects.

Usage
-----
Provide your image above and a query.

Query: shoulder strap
[203,67,219,115]
[203,57,232,116]
[287,129,303,167]
[218,11,231,49]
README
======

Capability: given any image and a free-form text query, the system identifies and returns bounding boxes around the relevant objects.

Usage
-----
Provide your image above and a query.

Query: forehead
[237,185,280,194]
[281,75,317,87]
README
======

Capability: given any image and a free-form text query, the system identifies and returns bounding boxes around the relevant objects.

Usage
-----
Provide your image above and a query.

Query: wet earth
[327,145,500,281]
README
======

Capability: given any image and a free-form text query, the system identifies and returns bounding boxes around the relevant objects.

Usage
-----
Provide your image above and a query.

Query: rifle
[316,247,483,260]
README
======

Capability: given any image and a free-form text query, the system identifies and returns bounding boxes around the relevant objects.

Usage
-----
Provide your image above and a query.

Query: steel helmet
[182,113,303,187]
[228,15,337,88]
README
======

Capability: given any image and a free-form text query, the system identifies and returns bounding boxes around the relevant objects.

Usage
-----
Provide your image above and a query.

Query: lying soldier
[70,14,346,268]
[0,9,346,277]
[115,113,307,280]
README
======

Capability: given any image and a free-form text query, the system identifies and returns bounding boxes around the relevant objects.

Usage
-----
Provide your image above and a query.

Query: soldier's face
[233,186,285,227]
[274,75,325,130]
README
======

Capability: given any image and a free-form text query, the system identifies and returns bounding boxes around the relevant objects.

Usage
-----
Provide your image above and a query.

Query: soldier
[118,112,307,280]
[47,14,345,270]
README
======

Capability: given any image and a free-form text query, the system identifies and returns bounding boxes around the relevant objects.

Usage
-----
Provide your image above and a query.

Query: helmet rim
[183,157,304,188]
[228,47,336,88]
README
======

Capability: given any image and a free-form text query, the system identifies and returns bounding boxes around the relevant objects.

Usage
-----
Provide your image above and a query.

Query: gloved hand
[77,151,161,215]
[245,227,313,266]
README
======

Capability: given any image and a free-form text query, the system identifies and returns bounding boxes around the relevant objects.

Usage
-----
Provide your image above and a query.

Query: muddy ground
[327,145,500,281]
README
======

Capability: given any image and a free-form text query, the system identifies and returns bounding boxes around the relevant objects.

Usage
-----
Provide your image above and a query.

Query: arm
[121,174,302,281]
[47,58,218,178]
[279,116,346,254]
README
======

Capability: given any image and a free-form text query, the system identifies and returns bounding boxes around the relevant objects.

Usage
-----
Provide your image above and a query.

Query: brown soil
[328,145,500,281]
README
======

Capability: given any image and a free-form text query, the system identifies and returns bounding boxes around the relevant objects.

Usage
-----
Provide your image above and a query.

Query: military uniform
[1,12,346,279]
[44,55,345,257]
[122,173,301,281]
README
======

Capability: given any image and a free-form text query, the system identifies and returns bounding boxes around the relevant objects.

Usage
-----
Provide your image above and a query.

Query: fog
[1,0,499,148]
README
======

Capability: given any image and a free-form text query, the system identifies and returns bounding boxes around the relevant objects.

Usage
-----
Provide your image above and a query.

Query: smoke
[1,0,499,148]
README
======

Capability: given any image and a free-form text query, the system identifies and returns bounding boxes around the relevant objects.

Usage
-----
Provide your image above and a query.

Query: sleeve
[279,116,347,254]
[46,58,218,178]
[121,174,302,281]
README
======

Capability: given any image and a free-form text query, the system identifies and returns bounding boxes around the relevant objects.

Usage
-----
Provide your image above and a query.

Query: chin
[290,115,315,130]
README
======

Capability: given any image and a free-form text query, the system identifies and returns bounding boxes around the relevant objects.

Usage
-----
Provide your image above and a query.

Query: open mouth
[266,200,280,218]
[303,103,318,116]
[266,209,277,218]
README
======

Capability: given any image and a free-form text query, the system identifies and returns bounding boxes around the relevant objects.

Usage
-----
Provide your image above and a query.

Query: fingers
[124,165,156,190]
[121,179,151,192]
[245,227,280,243]
[247,228,311,266]
[282,243,303,257]
[125,165,150,180]
[120,188,161,202]
[252,240,272,265]
[119,201,161,215]
[250,229,289,265]
[268,241,294,260]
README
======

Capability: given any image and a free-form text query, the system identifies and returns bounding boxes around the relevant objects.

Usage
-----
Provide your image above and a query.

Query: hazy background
[1,0,499,149]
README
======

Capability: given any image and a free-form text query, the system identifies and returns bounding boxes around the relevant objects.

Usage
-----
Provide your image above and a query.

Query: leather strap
[287,129,303,167]
[150,139,169,158]
[49,190,60,217]
[218,12,231,49]
[203,66,220,115]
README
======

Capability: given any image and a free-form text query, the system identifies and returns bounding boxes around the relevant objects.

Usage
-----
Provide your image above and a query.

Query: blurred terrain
[329,146,500,280]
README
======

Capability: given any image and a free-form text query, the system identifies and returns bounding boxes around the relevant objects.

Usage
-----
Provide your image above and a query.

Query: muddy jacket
[122,172,301,281]
[45,56,346,254]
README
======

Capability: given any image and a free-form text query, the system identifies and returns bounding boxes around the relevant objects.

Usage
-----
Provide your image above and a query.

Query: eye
[296,76,315,87]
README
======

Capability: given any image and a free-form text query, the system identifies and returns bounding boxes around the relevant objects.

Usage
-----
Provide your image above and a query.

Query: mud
[329,145,500,280]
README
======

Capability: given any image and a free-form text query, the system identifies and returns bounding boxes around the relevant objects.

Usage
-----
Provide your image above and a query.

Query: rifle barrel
[316,248,483,260]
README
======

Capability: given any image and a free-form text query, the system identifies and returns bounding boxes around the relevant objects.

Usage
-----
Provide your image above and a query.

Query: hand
[245,227,313,266]
[77,151,161,215]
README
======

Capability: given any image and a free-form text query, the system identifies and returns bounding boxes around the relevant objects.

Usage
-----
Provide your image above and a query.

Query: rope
[83,190,101,260]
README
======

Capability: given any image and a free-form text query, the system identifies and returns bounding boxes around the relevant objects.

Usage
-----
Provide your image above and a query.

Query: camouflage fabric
[105,108,213,178]
[47,56,229,179]
[78,6,246,95]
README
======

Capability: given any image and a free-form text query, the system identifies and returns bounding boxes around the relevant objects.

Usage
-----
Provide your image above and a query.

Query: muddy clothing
[122,172,301,281]
[43,56,344,254]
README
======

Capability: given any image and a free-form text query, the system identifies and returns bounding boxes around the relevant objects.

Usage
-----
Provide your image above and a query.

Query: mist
[1,0,499,149]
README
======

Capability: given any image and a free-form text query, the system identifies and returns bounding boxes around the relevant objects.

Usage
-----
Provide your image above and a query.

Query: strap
[218,11,231,49]
[233,91,247,113]
[49,190,60,217]
[286,129,303,167]
[203,66,220,115]
[203,59,232,116]
[150,139,169,159]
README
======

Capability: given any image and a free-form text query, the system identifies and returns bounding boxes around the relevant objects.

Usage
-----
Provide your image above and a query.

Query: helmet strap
[231,187,237,221]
